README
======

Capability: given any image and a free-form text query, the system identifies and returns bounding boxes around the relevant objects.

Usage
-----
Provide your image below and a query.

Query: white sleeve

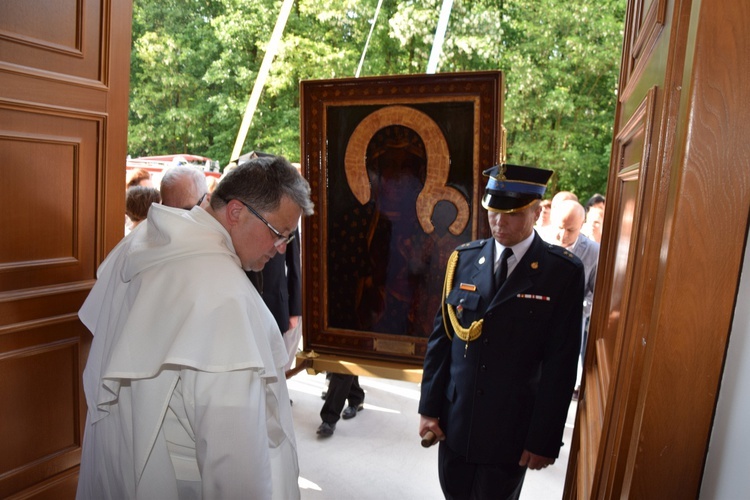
[181,368,273,500]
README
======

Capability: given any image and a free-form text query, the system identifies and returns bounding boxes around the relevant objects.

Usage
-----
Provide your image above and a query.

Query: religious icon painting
[300,71,504,366]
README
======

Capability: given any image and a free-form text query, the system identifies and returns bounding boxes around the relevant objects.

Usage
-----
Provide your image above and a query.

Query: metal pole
[356,0,384,78]
[229,0,295,164]
[426,0,454,74]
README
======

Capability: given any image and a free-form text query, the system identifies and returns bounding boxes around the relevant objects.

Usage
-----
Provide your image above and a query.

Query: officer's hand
[419,415,445,446]
[519,449,555,470]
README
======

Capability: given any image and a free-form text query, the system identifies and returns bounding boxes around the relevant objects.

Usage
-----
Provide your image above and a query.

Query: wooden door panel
[0,70,109,112]
[2,345,78,471]
[0,106,100,292]
[0,0,131,497]
[0,0,104,82]
[1,0,80,46]
[576,87,657,497]
[0,286,92,326]
[620,0,667,101]
[567,0,750,497]
[622,1,750,494]
[0,318,87,498]
[597,88,655,370]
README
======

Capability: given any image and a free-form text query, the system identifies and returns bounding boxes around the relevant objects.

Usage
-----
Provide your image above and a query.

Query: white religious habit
[76,204,299,500]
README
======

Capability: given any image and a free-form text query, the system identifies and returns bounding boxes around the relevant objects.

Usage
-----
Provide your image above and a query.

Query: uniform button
[483,338,489,344]
[480,365,487,372]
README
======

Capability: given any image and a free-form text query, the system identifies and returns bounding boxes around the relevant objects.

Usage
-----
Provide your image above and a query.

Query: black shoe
[342,403,364,420]
[317,421,335,437]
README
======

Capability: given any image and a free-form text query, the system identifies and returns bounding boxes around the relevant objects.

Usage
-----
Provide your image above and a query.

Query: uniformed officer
[418,163,585,500]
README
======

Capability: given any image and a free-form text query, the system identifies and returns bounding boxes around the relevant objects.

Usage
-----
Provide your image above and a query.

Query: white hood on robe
[80,203,288,423]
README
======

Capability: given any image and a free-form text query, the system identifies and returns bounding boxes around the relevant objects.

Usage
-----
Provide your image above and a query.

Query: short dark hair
[126,186,161,222]
[585,193,606,210]
[211,155,313,216]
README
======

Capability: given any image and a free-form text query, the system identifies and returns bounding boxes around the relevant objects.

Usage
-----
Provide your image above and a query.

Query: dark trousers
[320,373,365,424]
[438,442,527,500]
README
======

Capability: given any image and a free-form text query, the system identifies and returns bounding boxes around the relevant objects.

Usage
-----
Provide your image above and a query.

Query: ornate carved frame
[300,71,504,366]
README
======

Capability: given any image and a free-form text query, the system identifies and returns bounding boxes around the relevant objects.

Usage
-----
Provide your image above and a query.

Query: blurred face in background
[584,206,604,243]
[551,199,585,248]
[538,200,552,226]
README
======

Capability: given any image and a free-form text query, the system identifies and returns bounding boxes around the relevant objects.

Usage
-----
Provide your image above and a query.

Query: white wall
[701,232,750,499]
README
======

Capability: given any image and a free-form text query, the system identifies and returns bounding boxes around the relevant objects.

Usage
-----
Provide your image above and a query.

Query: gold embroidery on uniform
[442,251,484,353]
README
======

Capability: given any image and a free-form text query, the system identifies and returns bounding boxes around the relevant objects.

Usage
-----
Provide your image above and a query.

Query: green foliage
[128,0,625,198]
[129,0,224,156]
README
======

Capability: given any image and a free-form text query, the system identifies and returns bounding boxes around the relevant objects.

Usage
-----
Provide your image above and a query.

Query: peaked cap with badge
[481,163,553,213]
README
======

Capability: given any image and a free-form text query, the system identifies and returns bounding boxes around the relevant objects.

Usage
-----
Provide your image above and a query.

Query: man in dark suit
[419,164,585,499]
[246,226,302,368]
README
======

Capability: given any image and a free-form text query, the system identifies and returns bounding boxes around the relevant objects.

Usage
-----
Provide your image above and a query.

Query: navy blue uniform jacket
[418,232,584,464]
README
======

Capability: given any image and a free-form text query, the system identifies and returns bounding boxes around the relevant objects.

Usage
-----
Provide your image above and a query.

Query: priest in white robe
[76,156,314,500]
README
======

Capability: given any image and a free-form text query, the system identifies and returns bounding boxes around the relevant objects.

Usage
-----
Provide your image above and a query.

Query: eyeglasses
[179,192,207,210]
[236,199,295,248]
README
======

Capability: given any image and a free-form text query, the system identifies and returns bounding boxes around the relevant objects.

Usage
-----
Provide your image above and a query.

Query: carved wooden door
[0,1,132,497]
[566,0,750,497]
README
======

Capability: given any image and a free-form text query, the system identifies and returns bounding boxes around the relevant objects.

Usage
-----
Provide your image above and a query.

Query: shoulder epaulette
[456,239,486,251]
[545,243,582,265]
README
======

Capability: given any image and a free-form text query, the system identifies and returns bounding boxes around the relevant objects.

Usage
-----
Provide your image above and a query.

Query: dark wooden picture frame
[300,71,504,366]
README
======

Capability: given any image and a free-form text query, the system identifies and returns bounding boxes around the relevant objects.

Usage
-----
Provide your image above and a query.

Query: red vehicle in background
[126,154,222,187]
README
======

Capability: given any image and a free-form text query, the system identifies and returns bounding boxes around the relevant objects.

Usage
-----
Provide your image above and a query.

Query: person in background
[585,193,606,213]
[125,186,161,234]
[206,175,219,194]
[582,205,605,244]
[419,163,584,500]
[533,198,552,235]
[550,199,600,396]
[246,225,302,373]
[316,373,366,438]
[160,165,209,210]
[76,156,313,500]
[126,168,153,189]
[582,193,605,245]
[550,200,599,326]
[539,191,578,243]
[551,190,579,209]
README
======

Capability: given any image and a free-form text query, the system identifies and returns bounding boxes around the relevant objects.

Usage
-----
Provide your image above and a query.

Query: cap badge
[498,163,508,180]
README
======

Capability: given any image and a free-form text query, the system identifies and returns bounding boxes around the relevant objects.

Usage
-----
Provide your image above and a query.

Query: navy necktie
[495,247,513,290]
